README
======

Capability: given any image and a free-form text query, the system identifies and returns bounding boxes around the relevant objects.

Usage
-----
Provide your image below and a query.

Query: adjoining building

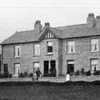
[0,54,1,72]
[1,13,100,77]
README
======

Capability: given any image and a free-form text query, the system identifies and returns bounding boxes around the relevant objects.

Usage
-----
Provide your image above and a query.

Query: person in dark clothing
[36,68,41,81]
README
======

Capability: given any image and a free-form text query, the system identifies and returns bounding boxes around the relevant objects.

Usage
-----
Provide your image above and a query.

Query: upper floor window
[47,41,53,54]
[68,41,75,54]
[91,39,98,52]
[33,44,40,56]
[15,45,21,57]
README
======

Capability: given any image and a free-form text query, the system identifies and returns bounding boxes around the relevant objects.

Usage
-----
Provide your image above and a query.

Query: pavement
[0,75,100,83]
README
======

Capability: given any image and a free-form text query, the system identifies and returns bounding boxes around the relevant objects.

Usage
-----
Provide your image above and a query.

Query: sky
[0,0,100,43]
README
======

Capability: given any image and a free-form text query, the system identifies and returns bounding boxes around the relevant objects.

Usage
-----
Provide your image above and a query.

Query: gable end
[38,28,58,41]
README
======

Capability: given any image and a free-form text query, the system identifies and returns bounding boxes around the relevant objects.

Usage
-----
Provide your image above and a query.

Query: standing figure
[36,68,41,81]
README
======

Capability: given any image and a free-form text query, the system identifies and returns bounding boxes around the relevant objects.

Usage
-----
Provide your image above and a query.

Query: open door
[44,61,49,76]
[14,63,20,76]
[67,60,74,75]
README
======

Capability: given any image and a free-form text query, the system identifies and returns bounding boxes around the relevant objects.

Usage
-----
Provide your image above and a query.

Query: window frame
[90,59,98,73]
[33,43,41,56]
[33,62,40,72]
[47,41,53,54]
[90,39,99,52]
[67,40,75,54]
[14,45,21,58]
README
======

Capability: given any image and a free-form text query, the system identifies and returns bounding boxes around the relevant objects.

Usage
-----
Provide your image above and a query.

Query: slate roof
[56,24,100,38]
[38,27,63,40]
[2,23,100,44]
[1,30,40,44]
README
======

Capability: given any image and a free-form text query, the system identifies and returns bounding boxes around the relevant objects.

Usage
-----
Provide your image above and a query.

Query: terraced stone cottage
[1,13,100,77]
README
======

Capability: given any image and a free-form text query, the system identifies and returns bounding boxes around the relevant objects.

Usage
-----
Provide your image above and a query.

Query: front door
[67,60,74,74]
[44,61,49,76]
[44,60,56,77]
[14,64,20,76]
[50,60,56,76]
[4,64,8,74]
[4,64,8,78]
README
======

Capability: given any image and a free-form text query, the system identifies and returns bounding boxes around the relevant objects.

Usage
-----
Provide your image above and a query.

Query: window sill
[33,55,41,57]
[14,56,21,58]
[66,53,75,55]
[45,53,53,56]
[90,51,99,53]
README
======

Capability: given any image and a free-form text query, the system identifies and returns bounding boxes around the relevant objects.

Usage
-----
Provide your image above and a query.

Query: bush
[19,73,24,78]
[93,70,100,75]
[86,70,91,76]
[29,73,33,77]
[4,73,9,78]
[75,70,80,76]
[81,68,85,75]
[9,74,12,78]
[0,73,4,78]
[24,72,29,77]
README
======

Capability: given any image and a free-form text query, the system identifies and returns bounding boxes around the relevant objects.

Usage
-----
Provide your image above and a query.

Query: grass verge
[0,81,100,100]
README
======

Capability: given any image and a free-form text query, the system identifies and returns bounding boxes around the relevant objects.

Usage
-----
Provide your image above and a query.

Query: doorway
[44,61,49,76]
[50,60,56,76]
[67,60,74,74]
[44,60,56,77]
[4,64,8,78]
[14,64,20,76]
[4,64,8,74]
[33,62,40,73]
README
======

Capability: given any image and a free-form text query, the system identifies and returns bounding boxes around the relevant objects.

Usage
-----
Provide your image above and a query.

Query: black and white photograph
[0,0,100,100]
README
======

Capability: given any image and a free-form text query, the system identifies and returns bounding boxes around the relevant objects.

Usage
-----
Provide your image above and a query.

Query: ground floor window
[44,60,56,77]
[33,62,40,72]
[90,59,98,73]
[67,60,74,74]
[14,63,20,76]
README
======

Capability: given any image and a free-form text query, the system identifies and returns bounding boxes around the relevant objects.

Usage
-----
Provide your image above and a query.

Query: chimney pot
[96,16,100,19]
[96,15,100,27]
[45,22,50,28]
[88,13,94,17]
[87,13,96,28]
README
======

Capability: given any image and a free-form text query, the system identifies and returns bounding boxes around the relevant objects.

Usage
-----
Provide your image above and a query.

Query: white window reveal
[34,44,40,55]
[47,41,53,54]
[15,45,21,57]
[14,63,20,76]
[91,59,99,73]
[68,41,75,53]
[91,39,99,52]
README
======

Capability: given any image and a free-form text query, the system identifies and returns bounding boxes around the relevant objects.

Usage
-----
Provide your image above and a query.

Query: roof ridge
[16,29,34,33]
[51,27,63,32]
[55,23,86,28]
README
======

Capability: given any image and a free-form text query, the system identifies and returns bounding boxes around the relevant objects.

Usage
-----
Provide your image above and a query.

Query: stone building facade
[1,13,100,77]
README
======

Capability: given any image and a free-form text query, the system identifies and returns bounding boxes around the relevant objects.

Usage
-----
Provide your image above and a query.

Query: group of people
[32,68,71,82]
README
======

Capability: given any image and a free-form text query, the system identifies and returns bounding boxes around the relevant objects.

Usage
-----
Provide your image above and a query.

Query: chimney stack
[96,15,100,27]
[87,13,96,28]
[44,22,50,28]
[34,20,42,33]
